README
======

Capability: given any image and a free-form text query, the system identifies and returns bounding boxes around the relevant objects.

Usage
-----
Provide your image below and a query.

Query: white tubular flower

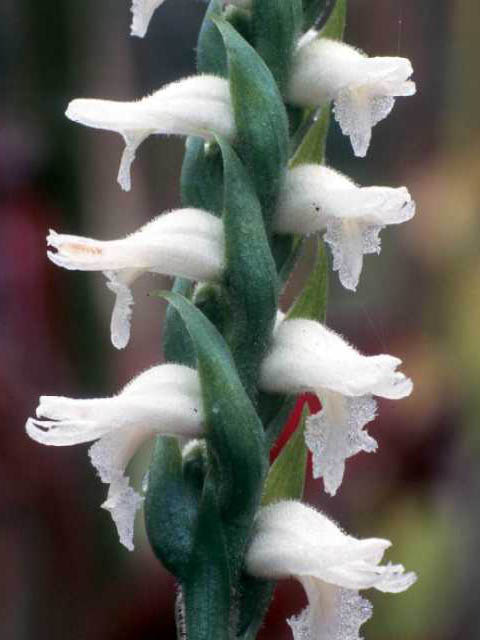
[259,318,412,496]
[275,164,415,290]
[246,501,416,640]
[26,364,203,550]
[288,35,416,157]
[47,208,224,349]
[66,75,234,191]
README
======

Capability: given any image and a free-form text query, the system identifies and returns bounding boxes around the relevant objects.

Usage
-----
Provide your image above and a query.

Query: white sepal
[66,75,234,190]
[246,502,416,640]
[288,36,415,157]
[259,318,412,494]
[26,364,203,550]
[276,165,415,290]
[47,208,224,349]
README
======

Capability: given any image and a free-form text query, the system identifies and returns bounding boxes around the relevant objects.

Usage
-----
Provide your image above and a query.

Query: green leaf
[287,238,329,324]
[217,137,278,398]
[274,234,305,287]
[193,283,227,337]
[163,278,196,366]
[182,475,231,640]
[154,291,267,573]
[290,104,331,167]
[302,0,327,29]
[197,0,228,76]
[224,5,253,45]
[214,19,289,229]
[236,574,275,640]
[262,393,297,449]
[144,437,200,579]
[320,0,347,40]
[180,138,224,215]
[262,405,309,505]
[251,0,303,92]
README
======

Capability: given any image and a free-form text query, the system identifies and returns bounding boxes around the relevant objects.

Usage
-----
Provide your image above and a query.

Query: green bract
[214,19,289,230]
[219,137,278,398]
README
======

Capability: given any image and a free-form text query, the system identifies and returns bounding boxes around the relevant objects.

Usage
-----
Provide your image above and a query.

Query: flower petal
[89,427,150,550]
[47,210,224,278]
[305,392,378,495]
[260,318,413,400]
[102,476,144,551]
[288,580,372,640]
[325,218,373,291]
[105,270,136,350]
[247,502,417,597]
[130,0,165,38]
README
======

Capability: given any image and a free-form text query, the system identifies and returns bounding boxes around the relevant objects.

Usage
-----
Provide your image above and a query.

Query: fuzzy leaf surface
[144,437,199,578]
[155,291,267,572]
[214,19,289,229]
[252,0,303,92]
[218,137,278,397]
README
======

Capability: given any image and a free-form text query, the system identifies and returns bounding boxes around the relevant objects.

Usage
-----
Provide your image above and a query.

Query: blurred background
[1,1,479,638]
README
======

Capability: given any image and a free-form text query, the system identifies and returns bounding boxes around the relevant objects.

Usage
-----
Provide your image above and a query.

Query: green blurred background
[1,1,479,638]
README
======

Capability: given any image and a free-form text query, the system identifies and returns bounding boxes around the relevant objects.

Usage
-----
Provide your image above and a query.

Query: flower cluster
[26,3,417,640]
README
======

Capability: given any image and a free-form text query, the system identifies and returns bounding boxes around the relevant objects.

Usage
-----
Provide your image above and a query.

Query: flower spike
[26,364,203,550]
[275,165,415,290]
[288,35,415,156]
[259,318,413,495]
[247,502,416,640]
[66,75,234,190]
[47,208,224,349]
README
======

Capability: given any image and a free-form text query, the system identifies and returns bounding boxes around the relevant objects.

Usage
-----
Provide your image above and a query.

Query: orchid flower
[288,34,416,157]
[275,164,415,290]
[66,75,234,190]
[259,318,413,495]
[47,208,224,349]
[26,364,203,550]
[246,501,416,640]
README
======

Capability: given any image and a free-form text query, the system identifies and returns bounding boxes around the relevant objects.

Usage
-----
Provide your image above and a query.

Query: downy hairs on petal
[66,75,234,190]
[26,364,204,549]
[47,209,225,348]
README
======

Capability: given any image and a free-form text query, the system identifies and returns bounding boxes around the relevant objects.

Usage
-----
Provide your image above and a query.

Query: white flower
[288,35,416,156]
[275,164,415,290]
[47,208,224,349]
[66,75,234,190]
[26,364,203,550]
[246,501,416,640]
[259,318,412,495]
[130,0,166,38]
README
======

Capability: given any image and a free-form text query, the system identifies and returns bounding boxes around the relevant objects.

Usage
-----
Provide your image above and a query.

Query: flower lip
[130,0,166,38]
